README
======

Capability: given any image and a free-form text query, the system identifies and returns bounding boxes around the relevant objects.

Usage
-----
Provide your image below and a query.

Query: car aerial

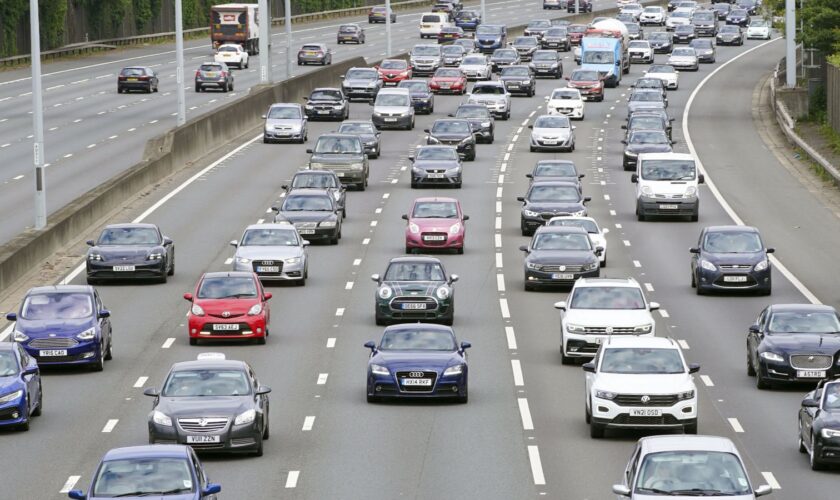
[622,129,674,170]
[611,435,773,498]
[673,24,698,44]
[440,44,467,66]
[368,5,396,23]
[623,112,673,139]
[737,0,758,15]
[528,50,563,79]
[490,47,521,72]
[337,23,365,44]
[546,87,585,120]
[527,159,584,187]
[409,145,463,188]
[429,68,468,95]
[640,5,666,25]
[625,22,644,41]
[567,0,593,13]
[403,197,468,253]
[475,24,507,53]
[184,272,271,345]
[9,285,112,371]
[454,9,481,30]
[566,68,605,102]
[372,256,458,325]
[303,87,349,121]
[499,65,536,96]
[117,66,158,93]
[262,102,307,144]
[747,18,772,40]
[799,378,840,470]
[510,36,540,61]
[518,181,590,235]
[230,224,309,285]
[554,277,658,364]
[306,133,369,190]
[524,19,552,39]
[375,59,412,85]
[371,87,415,130]
[86,223,174,283]
[521,226,601,290]
[273,188,342,244]
[214,43,249,68]
[711,1,731,20]
[466,81,512,119]
[547,215,608,266]
[194,62,233,92]
[297,43,332,66]
[628,40,654,64]
[644,64,679,89]
[410,44,443,75]
[0,342,42,431]
[425,119,476,161]
[336,120,379,159]
[398,79,435,114]
[341,67,383,101]
[364,323,469,403]
[691,9,718,36]
[689,38,716,63]
[144,353,270,456]
[283,169,347,218]
[437,25,465,43]
[648,30,674,53]
[690,225,774,295]
[747,304,840,389]
[68,445,221,500]
[458,53,492,80]
[717,24,745,45]
[726,8,750,27]
[567,23,588,45]
[665,8,693,30]
[420,12,452,39]
[453,37,478,53]
[450,103,495,143]
[528,114,576,152]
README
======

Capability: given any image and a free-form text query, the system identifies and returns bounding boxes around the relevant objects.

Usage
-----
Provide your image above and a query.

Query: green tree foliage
[40,0,69,48]
[0,0,29,57]
[133,0,154,31]
[798,0,840,55]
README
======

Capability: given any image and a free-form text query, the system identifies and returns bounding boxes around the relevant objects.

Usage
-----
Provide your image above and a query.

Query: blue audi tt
[0,342,42,431]
[364,323,470,403]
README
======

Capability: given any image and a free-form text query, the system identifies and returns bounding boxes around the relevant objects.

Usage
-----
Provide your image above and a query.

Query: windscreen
[528,185,580,202]
[635,452,750,496]
[476,25,502,35]
[502,67,530,77]
[314,136,362,154]
[281,195,333,212]
[241,229,299,247]
[384,262,446,281]
[702,231,763,253]
[435,69,463,78]
[600,348,684,374]
[532,232,591,251]
[455,106,489,118]
[412,45,440,56]
[548,218,598,233]
[569,286,646,309]
[379,329,456,351]
[380,60,407,69]
[0,351,19,376]
[196,276,257,299]
[550,90,579,100]
[412,202,459,218]
[309,90,342,101]
[375,93,410,106]
[532,52,557,61]
[535,162,577,177]
[462,56,487,65]
[767,311,840,334]
[571,70,599,81]
[629,130,669,144]
[534,116,570,128]
[268,106,301,119]
[472,85,505,95]
[582,50,614,64]
[432,121,470,134]
[648,65,675,73]
[98,227,160,245]
[338,122,375,134]
[292,173,339,189]
[416,147,459,160]
[641,159,696,180]
[162,369,251,397]
[92,458,195,497]
[345,69,377,80]
[514,37,538,46]
[398,81,428,92]
[493,49,517,59]
[21,293,93,320]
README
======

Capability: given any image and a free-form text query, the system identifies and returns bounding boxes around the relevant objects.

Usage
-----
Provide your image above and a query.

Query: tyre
[590,421,605,438]
[601,253,607,268]
[147,84,153,94]
[755,369,771,390]
[456,247,464,255]
[747,350,756,376]
[458,384,468,404]
[375,315,387,326]
[585,400,591,424]
[262,413,270,440]
[195,85,201,92]
[104,337,113,361]
[91,346,105,372]
[367,394,380,403]
[810,435,826,470]
[167,255,175,276]
[799,421,807,453]
[31,386,43,417]
[254,435,264,457]
[256,336,267,345]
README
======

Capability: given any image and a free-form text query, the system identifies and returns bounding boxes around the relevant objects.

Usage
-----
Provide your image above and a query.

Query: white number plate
[427,173,446,178]
[335,172,346,177]
[552,273,575,280]
[256,266,279,273]
[40,349,67,357]
[629,408,662,417]
[402,378,432,386]
[542,140,557,145]
[298,229,316,234]
[659,204,679,210]
[423,235,446,241]
[113,265,136,272]
[317,110,330,114]
[401,303,427,310]
[187,435,221,444]
[384,118,398,122]
[212,324,239,331]
[723,275,748,282]
[797,370,826,378]
[507,84,519,88]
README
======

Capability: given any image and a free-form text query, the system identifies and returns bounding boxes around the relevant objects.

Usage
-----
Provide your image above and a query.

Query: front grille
[719,264,752,270]
[537,264,583,272]
[612,414,681,425]
[396,371,438,393]
[390,297,439,311]
[790,355,833,370]
[540,212,570,220]
[614,394,680,407]
[580,326,638,334]
[188,442,225,450]
[29,337,79,348]
[208,312,244,319]
[178,417,229,433]
[294,222,318,229]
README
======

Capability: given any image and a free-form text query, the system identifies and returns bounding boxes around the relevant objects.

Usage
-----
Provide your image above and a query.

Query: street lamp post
[386,0,392,57]
[285,0,293,78]
[785,0,796,87]
[29,0,47,229]
[258,0,270,83]
[175,0,186,125]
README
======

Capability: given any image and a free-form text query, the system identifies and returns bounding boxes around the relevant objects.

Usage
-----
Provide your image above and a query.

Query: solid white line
[162,338,176,349]
[505,326,517,349]
[495,252,503,268]
[677,339,689,350]
[345,281,354,290]
[700,375,714,387]
[302,416,315,431]
[518,398,534,430]
[728,417,744,433]
[511,360,525,386]
[285,471,300,488]
[761,472,781,490]
[335,308,345,316]
[326,338,336,348]
[60,476,81,494]
[317,373,328,385]
[527,446,546,485]
[101,419,119,433]
[499,298,510,318]
[133,376,149,388]
[496,274,506,292]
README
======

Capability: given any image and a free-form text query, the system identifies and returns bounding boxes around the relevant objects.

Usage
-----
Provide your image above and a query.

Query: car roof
[534,225,589,235]
[530,180,580,187]
[102,223,158,230]
[383,322,454,334]
[575,277,641,288]
[637,152,694,161]
[171,358,249,372]
[414,197,459,204]
[103,445,190,461]
[604,336,678,349]
[536,159,576,165]
[295,169,338,176]
[474,81,504,87]
[244,223,298,232]
[377,87,410,95]
[702,225,760,234]
[28,284,92,295]
[201,271,256,279]
[270,102,302,109]
[767,303,837,313]
[639,435,740,455]
[549,215,597,224]
[285,188,332,196]
[311,87,342,93]
[388,256,443,264]
[315,133,361,140]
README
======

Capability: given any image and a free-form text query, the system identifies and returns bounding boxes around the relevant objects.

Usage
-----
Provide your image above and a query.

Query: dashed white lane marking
[149,119,158,124]
[495,252,503,268]
[644,283,654,292]
[518,398,535,430]
[133,376,148,388]
[335,308,345,316]
[527,446,546,485]
[496,201,502,213]
[659,309,670,318]
[302,416,316,431]
[162,338,176,349]
[633,260,641,268]
[496,274,506,292]
[370,220,378,227]
[74,118,83,123]
[505,326,517,349]
[728,417,744,433]
[224,257,233,265]
[345,281,354,290]
[496,186,503,198]
[677,339,689,350]
[622,240,631,247]
[0,143,10,148]
[521,119,530,126]
[12,174,24,180]
[499,298,510,319]
[761,472,781,490]
[326,338,336,348]
[285,471,300,488]
[256,218,264,224]
[498,174,505,184]
[87,144,96,149]
[390,178,398,184]
[503,152,510,161]
[700,375,714,387]
[604,194,610,200]
[615,223,622,229]
[46,84,65,90]
[495,234,502,248]
[495,216,502,230]
[507,143,514,152]
[609,209,616,216]
[353,258,362,266]
[108,135,118,139]
[511,360,525,386]
[265,207,273,213]
[375,207,382,214]
[63,153,73,158]
[60,476,81,494]
[102,419,119,433]
[317,373,328,385]
[0,97,10,102]
[382,193,390,199]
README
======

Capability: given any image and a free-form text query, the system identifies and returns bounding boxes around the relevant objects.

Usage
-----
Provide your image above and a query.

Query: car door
[690,229,704,275]
[250,366,268,419]
[17,344,39,406]
[800,388,820,441]
[94,290,111,345]
[747,307,767,360]
[584,346,602,405]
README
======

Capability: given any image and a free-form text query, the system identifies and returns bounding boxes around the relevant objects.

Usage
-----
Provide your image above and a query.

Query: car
[214,43,249,68]
[631,76,668,93]
[458,53,492,80]
[338,120,380,159]
[425,119,476,161]
[420,12,452,38]
[398,79,435,114]
[529,114,576,152]
[566,68,605,102]
[364,323,469,402]
[409,146,463,188]
[665,8,693,30]
[627,89,668,115]
[453,38,478,53]
[726,8,750,27]
[272,189,342,243]
[403,197,468,253]
[616,12,638,25]
[117,66,158,93]
[648,31,674,53]
[690,225,774,295]
[466,81,511,119]
[691,9,718,36]
[620,2,644,20]
[337,23,365,44]
[546,88,585,120]
[230,224,309,284]
[667,0,681,11]
[527,159,584,187]
[628,40,654,64]
[640,5,666,25]
[541,27,571,51]
[368,5,396,23]
[524,19,552,39]
[440,44,467,66]
[194,62,233,92]
[544,0,567,8]
[475,24,507,53]
[622,129,674,170]
[372,257,458,325]
[450,103,495,143]
[371,87,415,130]
[669,46,699,70]
[184,272,271,345]
[711,1,731,20]
[510,36,540,62]
[303,88,349,121]
[341,67,383,101]
[716,24,745,45]
[747,19,772,40]
[584,337,699,438]
[454,9,481,30]
[86,223,174,283]
[567,0,593,13]
[490,47,521,72]
[673,24,698,43]
[306,133,369,190]
[528,50,563,79]
[547,216,608,266]
[262,103,307,144]
[68,445,221,500]
[799,378,840,470]
[375,59,412,85]
[625,22,644,41]
[567,24,588,45]
[9,285,112,371]
[431,2,457,20]
[282,169,347,218]
[554,278,658,363]
[521,226,601,290]
[623,112,673,139]
[500,65,536,96]
[689,38,716,63]
[410,44,443,75]
[611,435,773,498]
[429,68,468,95]
[437,25,465,43]
[518,181,590,235]
[0,342,42,431]
[644,64,679,90]
[737,0,758,15]
[297,43,332,66]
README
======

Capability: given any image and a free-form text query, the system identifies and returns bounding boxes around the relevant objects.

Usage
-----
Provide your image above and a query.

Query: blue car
[690,226,774,296]
[364,323,470,403]
[475,24,507,53]
[68,445,221,499]
[454,10,482,30]
[7,285,113,371]
[0,342,42,431]
[397,79,435,114]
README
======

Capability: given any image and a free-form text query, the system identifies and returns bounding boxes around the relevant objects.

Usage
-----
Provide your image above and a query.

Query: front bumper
[233,260,304,282]
[324,168,366,185]
[503,81,535,95]
[411,63,440,75]
[637,195,697,217]
[22,339,102,366]
[695,27,717,37]
[591,397,697,430]
[188,315,267,341]
[695,266,771,293]
[430,82,467,94]
[87,260,166,280]
[367,371,466,399]
[813,436,840,463]
[571,86,603,100]
[525,267,599,287]
[149,419,262,453]
[671,60,698,71]
[412,170,462,186]
[477,41,503,53]
[372,113,413,129]
[406,231,465,250]
[629,52,654,63]
[0,397,28,427]
[305,107,345,120]
[549,106,584,119]
[292,225,340,241]
[264,128,305,142]
[651,44,673,54]
[343,87,378,100]
[697,52,715,63]
[563,331,654,358]
[376,299,453,322]
[757,358,838,384]
[530,135,574,151]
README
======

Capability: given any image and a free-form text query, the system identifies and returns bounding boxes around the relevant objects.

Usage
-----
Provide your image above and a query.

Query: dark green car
[371,256,457,326]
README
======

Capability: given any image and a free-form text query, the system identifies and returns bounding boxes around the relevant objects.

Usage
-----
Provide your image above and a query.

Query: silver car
[466,81,511,120]
[668,47,699,71]
[528,114,575,152]
[231,224,309,285]
[263,103,307,144]
[458,54,492,81]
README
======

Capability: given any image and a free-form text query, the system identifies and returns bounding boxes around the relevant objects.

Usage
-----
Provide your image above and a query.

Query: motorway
[1,5,839,500]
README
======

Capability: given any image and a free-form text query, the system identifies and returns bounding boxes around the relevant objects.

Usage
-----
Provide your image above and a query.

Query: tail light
[195,71,201,78]
[220,71,227,78]
[118,76,125,81]
[139,76,149,81]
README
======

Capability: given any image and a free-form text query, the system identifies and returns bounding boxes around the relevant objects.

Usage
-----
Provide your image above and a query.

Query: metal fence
[829,62,840,135]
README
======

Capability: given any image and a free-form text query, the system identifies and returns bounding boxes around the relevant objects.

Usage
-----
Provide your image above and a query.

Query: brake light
[220,71,227,78]
[118,76,126,81]
[195,71,200,77]
[138,76,149,81]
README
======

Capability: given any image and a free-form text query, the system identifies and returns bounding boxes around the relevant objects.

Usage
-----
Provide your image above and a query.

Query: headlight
[88,253,103,261]
[677,390,695,401]
[247,304,263,316]
[371,364,390,376]
[191,303,205,316]
[523,209,539,217]
[309,162,324,170]
[822,428,840,439]
[147,252,163,260]
[237,257,251,264]
[436,286,451,300]
[760,352,784,363]
[427,136,441,144]
[445,166,461,175]
[584,262,599,271]
[481,122,491,128]
[526,261,539,270]
[320,221,337,228]
[754,259,769,272]
[152,410,172,427]
[640,186,653,196]
[77,327,96,340]
[443,364,464,376]
[522,80,532,85]
[409,223,420,234]
[449,223,461,235]
[372,111,383,117]
[378,286,393,299]
[595,390,617,400]
[12,330,28,342]
[0,390,23,404]
[350,162,364,171]
[565,323,586,333]
[685,186,697,197]
[634,324,653,334]
[304,104,314,109]
[285,257,301,264]
[234,409,256,425]
[459,137,473,145]
[699,259,716,272]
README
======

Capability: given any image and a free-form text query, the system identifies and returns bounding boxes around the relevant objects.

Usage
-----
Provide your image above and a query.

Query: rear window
[422,14,444,23]
[339,25,358,33]
[300,45,322,51]
[120,67,147,76]
[199,64,222,72]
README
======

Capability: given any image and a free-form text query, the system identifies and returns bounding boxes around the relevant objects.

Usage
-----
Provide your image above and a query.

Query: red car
[566,68,605,102]
[184,271,272,345]
[429,68,468,95]
[567,24,588,45]
[402,197,469,254]
[376,59,412,85]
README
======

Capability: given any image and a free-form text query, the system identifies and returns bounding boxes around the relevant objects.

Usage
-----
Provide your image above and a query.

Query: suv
[307,134,369,190]
[371,88,415,130]
[194,62,233,92]
[631,152,703,221]
[410,44,443,76]
[554,278,659,364]
[341,67,383,101]
[583,337,699,438]
[466,81,511,119]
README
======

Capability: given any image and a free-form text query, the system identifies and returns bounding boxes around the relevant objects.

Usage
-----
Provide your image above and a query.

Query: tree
[798,0,840,55]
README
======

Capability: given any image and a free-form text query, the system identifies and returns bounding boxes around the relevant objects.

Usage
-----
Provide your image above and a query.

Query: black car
[627,108,674,137]
[117,66,159,93]
[144,354,271,456]
[690,225,774,295]
[337,23,366,44]
[747,304,840,389]
[726,8,750,27]
[567,0,592,13]
[510,36,540,61]
[282,170,346,219]
[272,189,342,244]
[398,79,435,114]
[542,27,571,50]
[622,129,674,170]
[526,159,583,188]
[737,0,758,15]
[529,50,563,78]
[450,104,495,143]
[490,48,520,72]
[710,2,731,20]
[518,181,590,236]
[86,223,174,284]
[799,378,840,470]
[623,112,673,139]
[425,119,476,161]
[626,22,644,40]
[690,10,718,36]
[194,62,233,92]
[409,146,463,188]
[338,120,381,159]
[341,67,383,101]
[303,88,349,121]
[524,19,553,39]
[689,39,716,63]
[499,65,536,96]
[521,226,600,290]
[441,44,467,66]
[673,24,697,43]
[648,31,674,53]
[716,25,745,45]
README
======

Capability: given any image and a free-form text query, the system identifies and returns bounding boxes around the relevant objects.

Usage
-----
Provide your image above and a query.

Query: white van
[631,152,704,221]
[419,12,451,38]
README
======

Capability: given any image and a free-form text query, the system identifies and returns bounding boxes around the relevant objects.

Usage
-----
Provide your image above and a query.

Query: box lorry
[211,3,260,55]
[580,37,624,87]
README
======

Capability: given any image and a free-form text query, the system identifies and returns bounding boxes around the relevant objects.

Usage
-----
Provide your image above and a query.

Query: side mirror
[302,97,309,102]
[688,363,701,374]
[306,148,313,154]
[802,397,819,408]
[202,484,222,496]
[447,113,454,117]
[564,76,570,80]
[754,485,773,497]
[401,214,409,220]
[649,302,660,311]
[460,341,471,350]
[5,312,16,321]
[583,196,591,203]
[98,310,111,319]
[749,325,760,334]
[408,156,415,162]
[86,239,95,246]
[595,246,604,256]
[519,245,529,252]
[67,490,87,500]
[23,366,38,375]
[449,274,459,283]
[554,301,566,311]
[364,340,377,352]
[256,385,272,395]
[766,247,775,254]
[621,139,627,144]
[423,128,430,133]
[462,215,470,221]
[631,173,639,183]
[527,124,533,129]
[582,362,596,373]
[572,125,577,130]
[162,236,173,246]
[143,387,160,397]
[689,247,700,254]
[698,173,705,184]
[612,485,631,497]
[368,100,374,105]
[371,274,381,283]
[525,173,533,179]
[669,117,675,121]
[302,240,310,247]
[516,196,525,202]
[264,292,273,300]
[230,240,239,247]
[183,293,193,301]
[339,74,345,79]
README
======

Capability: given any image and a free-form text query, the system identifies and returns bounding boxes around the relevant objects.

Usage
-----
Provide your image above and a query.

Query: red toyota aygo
[184,271,272,345]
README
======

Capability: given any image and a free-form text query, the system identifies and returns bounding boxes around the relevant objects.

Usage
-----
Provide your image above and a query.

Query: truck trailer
[211,3,260,55]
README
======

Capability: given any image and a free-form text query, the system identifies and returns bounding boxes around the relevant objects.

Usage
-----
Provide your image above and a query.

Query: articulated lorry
[210,3,260,55]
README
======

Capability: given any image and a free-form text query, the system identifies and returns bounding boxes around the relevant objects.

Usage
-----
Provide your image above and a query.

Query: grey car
[337,23,366,44]
[526,159,583,187]
[510,36,540,61]
[490,48,521,72]
[500,65,536,96]
[307,134,369,190]
[297,43,333,65]
[272,189,342,244]
[194,62,232,92]
[450,103,494,143]
[370,88,415,130]
[282,170,347,219]
[529,50,563,78]
[303,88,349,121]
[627,90,668,116]
[689,38,715,63]
[341,67,383,101]
[262,103,307,144]
[231,224,309,284]
[338,120,381,158]
[410,145,463,188]
[441,44,467,66]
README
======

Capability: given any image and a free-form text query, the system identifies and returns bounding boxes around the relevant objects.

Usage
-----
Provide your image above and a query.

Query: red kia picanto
[376,59,413,85]
[184,272,271,345]
[403,197,468,254]
[428,68,468,95]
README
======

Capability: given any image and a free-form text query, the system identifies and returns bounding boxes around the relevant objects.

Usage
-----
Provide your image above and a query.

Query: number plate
[113,265,136,272]
[797,370,826,378]
[384,118,398,122]
[542,140,557,145]
[658,204,679,210]
[186,435,221,444]
[256,266,280,273]
[401,303,427,310]
[212,324,239,331]
[317,110,330,115]
[427,173,446,179]
[127,78,138,82]
[40,349,67,357]
[423,235,446,241]
[305,51,317,56]
[335,171,346,177]
[552,273,574,280]
[402,378,432,386]
[723,275,748,282]
[629,408,662,417]
[205,72,216,78]
[507,84,519,89]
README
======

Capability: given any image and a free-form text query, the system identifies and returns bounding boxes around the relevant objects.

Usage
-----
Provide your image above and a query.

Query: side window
[249,368,259,390]
[17,344,29,366]
[627,446,641,486]
[190,451,206,487]
[757,309,768,330]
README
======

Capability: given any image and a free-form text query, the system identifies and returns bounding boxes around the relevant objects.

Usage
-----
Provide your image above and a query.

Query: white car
[528,114,575,152]
[667,47,699,71]
[639,6,666,25]
[584,336,699,438]
[628,40,654,64]
[616,0,635,7]
[546,88,585,120]
[620,3,644,20]
[547,216,608,265]
[554,277,658,364]
[214,43,249,69]
[665,8,693,30]
[644,64,679,90]
[466,81,511,119]
[419,12,451,38]
[747,19,772,40]
[458,54,492,81]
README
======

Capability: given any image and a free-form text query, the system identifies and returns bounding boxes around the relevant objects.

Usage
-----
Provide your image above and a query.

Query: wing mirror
[582,362,596,373]
[698,173,705,184]
[364,340,377,352]
[261,114,267,119]
[371,274,381,283]
[5,312,16,321]
[749,324,760,334]
[162,236,173,246]
[612,485,631,497]
[68,490,87,499]
[86,239,95,246]
[602,227,609,234]
[583,196,591,203]
[143,387,160,397]
[519,245,529,253]
[554,301,566,311]
[202,484,222,496]
[689,247,700,254]
[802,397,819,408]
[98,310,111,319]
[264,292,272,300]
[688,363,701,374]
[527,124,533,129]
[230,240,239,247]
[448,274,459,284]
[401,214,409,220]
[648,302,660,311]
[306,148,313,154]
[256,385,272,395]
[754,485,773,497]
[462,215,470,221]
[271,206,280,213]
[595,246,604,256]
[766,247,775,254]
[183,293,193,301]
[460,341,471,350]
[631,173,639,183]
